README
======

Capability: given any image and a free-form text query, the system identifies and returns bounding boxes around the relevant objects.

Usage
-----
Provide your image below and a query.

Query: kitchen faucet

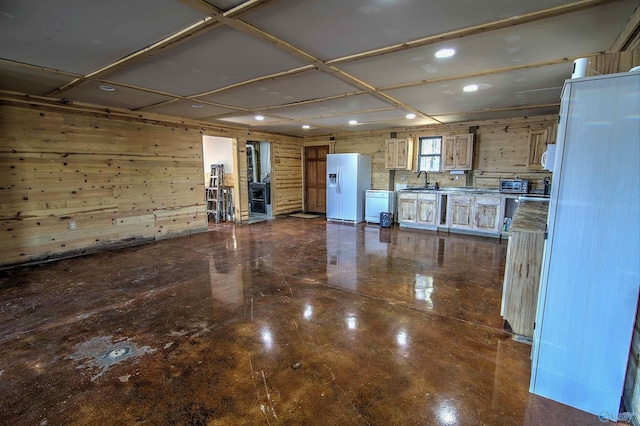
[417,170,429,188]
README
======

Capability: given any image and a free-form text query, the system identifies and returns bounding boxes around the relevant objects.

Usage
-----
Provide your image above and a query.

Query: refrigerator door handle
[337,166,341,195]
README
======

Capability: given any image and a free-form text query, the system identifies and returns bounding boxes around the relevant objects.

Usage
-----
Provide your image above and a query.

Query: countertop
[510,200,549,233]
[400,187,501,194]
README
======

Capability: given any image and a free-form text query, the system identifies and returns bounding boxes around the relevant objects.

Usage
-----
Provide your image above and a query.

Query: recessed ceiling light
[302,124,310,129]
[254,115,265,121]
[98,85,115,92]
[406,113,416,119]
[463,84,479,92]
[191,104,204,108]
[349,120,358,125]
[435,48,456,58]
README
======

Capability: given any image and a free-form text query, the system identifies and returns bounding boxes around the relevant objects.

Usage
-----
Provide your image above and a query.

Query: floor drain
[106,347,130,359]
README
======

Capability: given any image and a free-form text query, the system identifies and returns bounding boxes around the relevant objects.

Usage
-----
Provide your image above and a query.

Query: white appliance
[326,153,371,223]
[530,72,640,417]
[365,190,395,223]
[540,144,556,171]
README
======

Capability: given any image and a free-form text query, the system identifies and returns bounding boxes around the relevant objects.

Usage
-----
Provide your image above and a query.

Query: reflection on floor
[0,219,603,424]
[247,212,270,224]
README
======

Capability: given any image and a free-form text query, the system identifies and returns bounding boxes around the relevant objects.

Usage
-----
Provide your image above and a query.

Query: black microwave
[499,179,529,193]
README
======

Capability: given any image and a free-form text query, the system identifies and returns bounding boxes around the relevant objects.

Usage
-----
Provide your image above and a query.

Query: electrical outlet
[69,220,77,231]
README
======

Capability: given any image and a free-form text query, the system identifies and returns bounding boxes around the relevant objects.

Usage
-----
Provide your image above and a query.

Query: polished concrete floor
[0,218,605,425]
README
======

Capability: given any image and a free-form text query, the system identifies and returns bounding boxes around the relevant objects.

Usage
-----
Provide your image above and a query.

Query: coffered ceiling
[0,0,638,137]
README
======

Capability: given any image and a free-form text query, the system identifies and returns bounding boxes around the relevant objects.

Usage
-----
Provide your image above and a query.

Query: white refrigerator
[326,153,371,223]
[530,72,640,417]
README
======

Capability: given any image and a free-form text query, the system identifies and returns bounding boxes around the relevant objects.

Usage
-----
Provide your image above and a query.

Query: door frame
[302,141,334,213]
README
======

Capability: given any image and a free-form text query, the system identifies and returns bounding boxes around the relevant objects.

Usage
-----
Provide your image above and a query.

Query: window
[418,136,442,172]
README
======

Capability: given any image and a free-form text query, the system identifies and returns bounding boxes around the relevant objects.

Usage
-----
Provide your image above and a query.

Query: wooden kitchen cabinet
[527,129,548,170]
[398,192,417,222]
[501,200,548,337]
[473,196,502,233]
[385,137,414,170]
[442,134,473,170]
[449,195,473,229]
[416,193,438,226]
[527,122,557,170]
[449,194,503,234]
[398,191,438,229]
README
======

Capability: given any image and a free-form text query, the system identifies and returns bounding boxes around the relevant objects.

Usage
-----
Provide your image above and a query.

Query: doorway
[304,145,329,214]
[247,141,272,223]
[202,136,236,226]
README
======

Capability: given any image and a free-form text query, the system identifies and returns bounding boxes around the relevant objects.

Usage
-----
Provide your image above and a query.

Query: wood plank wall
[587,48,640,77]
[0,99,303,267]
[0,104,206,266]
[309,115,557,192]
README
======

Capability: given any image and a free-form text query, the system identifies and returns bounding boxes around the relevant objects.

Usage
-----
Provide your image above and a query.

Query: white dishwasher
[365,190,395,223]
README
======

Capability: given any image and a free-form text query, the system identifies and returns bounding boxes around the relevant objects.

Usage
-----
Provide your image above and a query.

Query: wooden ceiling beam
[376,56,591,92]
[256,91,368,111]
[44,16,222,96]
[435,103,560,118]
[611,5,640,51]
[188,65,315,98]
[211,15,441,123]
[0,59,82,78]
[326,0,624,66]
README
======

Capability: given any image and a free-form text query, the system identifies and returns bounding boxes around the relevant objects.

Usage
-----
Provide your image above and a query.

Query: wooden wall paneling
[272,136,303,215]
[0,104,208,267]
[237,139,249,223]
[587,48,640,76]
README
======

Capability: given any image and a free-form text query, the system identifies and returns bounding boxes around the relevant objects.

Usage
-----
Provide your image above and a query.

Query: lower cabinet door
[449,195,473,229]
[474,196,502,233]
[416,195,437,226]
[398,197,417,222]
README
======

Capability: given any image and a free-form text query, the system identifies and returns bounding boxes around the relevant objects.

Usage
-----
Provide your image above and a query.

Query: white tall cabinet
[530,72,640,417]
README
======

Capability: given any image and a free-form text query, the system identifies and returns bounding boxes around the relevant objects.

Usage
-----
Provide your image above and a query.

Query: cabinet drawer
[417,193,437,201]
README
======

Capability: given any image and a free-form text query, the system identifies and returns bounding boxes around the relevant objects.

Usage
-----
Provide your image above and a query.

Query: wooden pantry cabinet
[385,137,414,170]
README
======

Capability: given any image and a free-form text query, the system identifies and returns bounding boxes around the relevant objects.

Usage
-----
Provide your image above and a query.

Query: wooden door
[305,145,328,213]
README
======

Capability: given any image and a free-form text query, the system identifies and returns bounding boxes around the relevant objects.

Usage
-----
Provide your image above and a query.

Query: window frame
[417,136,443,173]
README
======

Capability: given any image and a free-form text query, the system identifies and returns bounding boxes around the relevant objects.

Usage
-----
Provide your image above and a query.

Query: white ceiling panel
[307,108,437,128]
[251,123,335,137]
[0,62,77,96]
[434,106,561,124]
[0,0,205,75]
[216,114,283,126]
[341,1,639,88]
[61,81,174,110]
[144,101,238,119]
[199,70,362,109]
[0,1,636,138]
[243,0,580,60]
[263,94,393,120]
[385,63,571,115]
[106,26,307,97]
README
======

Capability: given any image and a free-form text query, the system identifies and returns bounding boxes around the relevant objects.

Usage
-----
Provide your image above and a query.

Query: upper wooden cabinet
[442,134,473,170]
[527,122,557,170]
[385,137,414,170]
